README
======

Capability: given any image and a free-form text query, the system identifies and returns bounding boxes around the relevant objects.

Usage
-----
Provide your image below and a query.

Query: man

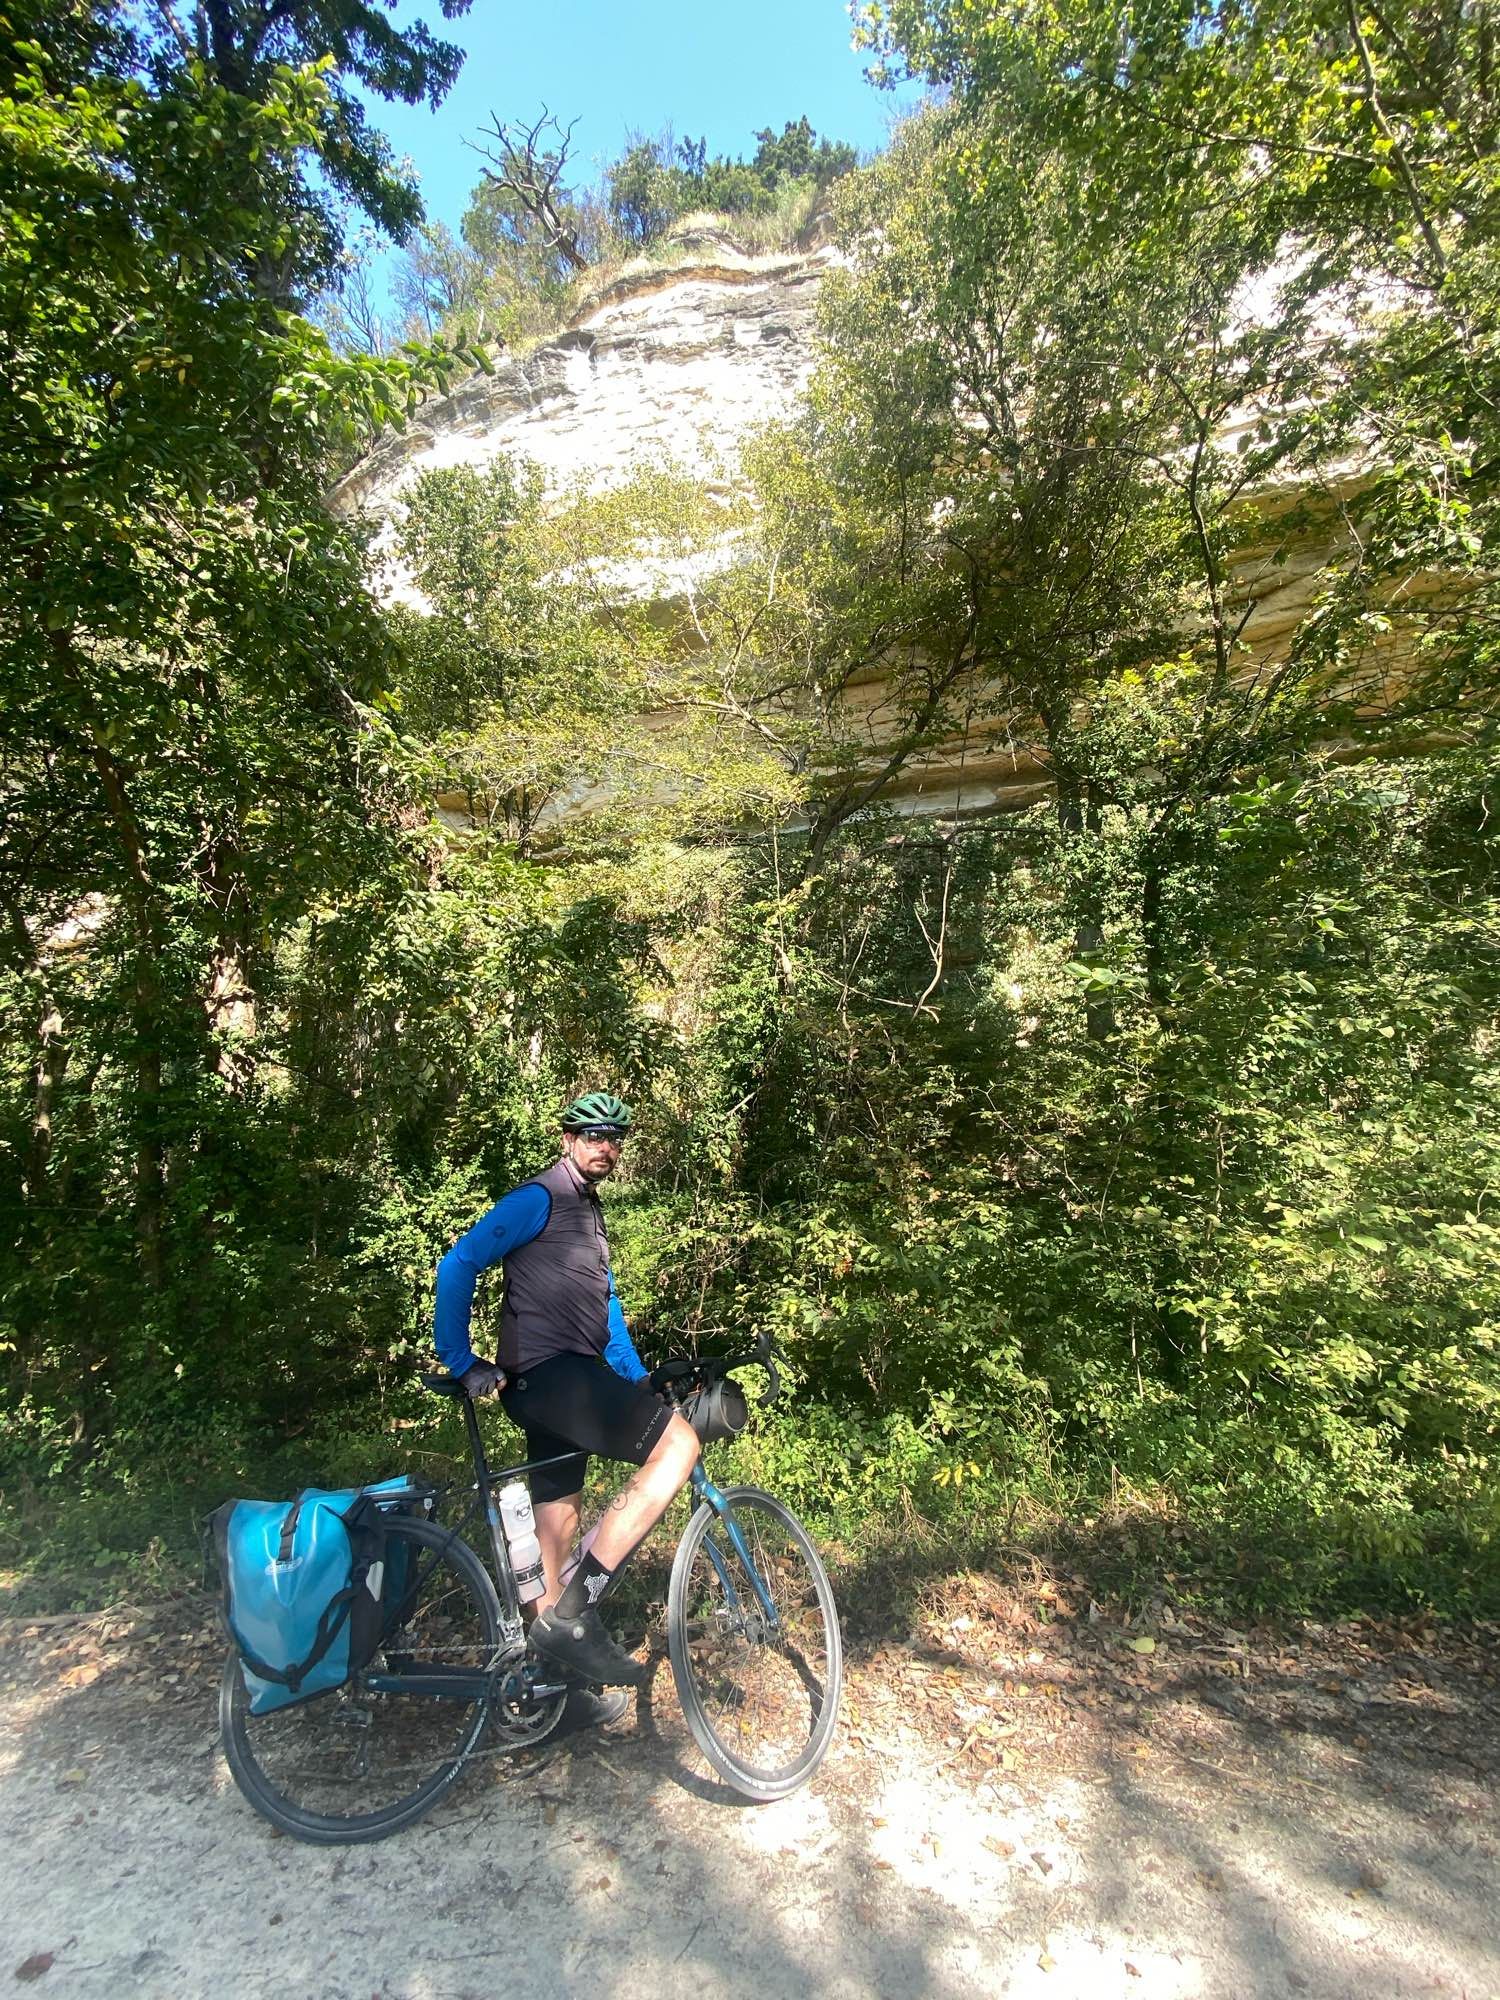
[433,1090,699,1705]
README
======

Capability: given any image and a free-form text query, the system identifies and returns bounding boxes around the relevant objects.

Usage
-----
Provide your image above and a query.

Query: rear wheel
[666,1486,842,1800]
[221,1515,501,1844]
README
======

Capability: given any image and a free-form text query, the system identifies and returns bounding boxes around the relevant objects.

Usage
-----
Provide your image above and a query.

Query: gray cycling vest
[497,1155,611,1372]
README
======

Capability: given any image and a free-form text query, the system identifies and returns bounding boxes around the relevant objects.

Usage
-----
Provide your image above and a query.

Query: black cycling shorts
[500,1352,671,1504]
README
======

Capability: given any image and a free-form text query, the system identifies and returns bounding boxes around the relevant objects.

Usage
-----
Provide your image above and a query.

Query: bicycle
[219,1335,843,1843]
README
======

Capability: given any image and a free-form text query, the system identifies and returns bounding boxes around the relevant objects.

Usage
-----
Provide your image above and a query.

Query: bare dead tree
[470,108,591,273]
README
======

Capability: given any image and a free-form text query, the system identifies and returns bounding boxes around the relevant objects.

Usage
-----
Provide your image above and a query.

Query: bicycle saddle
[421,1373,467,1398]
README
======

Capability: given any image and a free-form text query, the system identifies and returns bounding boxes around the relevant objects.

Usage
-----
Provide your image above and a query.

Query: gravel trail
[2,1600,1496,1999]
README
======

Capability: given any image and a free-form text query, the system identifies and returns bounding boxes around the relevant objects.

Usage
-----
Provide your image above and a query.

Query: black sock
[555,1550,616,1620]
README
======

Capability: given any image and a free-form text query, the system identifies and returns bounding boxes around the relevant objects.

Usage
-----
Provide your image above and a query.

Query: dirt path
[2,1595,1497,2000]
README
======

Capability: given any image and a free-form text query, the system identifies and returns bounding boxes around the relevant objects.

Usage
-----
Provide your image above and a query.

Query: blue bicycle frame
[689,1463,780,1632]
[363,1399,782,1704]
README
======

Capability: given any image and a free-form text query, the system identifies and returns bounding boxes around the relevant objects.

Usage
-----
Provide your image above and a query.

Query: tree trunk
[2,901,69,1203]
[1056,772,1114,1043]
[199,832,258,1090]
[86,732,169,1287]
[1141,807,1189,1020]
[28,998,67,1197]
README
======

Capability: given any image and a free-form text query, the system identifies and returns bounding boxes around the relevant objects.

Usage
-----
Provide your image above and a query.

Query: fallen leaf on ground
[14,1955,55,1983]
[1129,1637,1157,1656]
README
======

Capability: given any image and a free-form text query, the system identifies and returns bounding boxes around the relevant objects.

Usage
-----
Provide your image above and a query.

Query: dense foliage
[607,117,857,245]
[2,0,1497,1615]
[0,0,483,1515]
[372,114,858,352]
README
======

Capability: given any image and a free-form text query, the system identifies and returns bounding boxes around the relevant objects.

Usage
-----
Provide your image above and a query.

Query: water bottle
[497,1480,546,1604]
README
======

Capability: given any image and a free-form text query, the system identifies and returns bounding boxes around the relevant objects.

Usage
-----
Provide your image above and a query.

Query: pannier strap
[235,1571,362,1693]
[276,1490,308,1569]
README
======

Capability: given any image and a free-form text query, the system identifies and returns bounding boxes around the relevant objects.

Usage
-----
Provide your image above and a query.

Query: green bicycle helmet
[559,1089,633,1134]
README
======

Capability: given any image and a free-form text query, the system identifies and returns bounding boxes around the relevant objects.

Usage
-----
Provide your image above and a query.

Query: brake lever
[657,1334,781,1405]
[650,1357,701,1388]
[756,1332,781,1406]
[760,1353,782,1405]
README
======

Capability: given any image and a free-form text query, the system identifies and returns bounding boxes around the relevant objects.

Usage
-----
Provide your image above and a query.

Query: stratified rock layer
[336,251,1432,826]
[331,251,832,528]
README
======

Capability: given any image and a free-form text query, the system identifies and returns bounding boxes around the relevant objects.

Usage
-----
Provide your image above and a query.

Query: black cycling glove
[648,1359,697,1402]
[459,1360,506,1400]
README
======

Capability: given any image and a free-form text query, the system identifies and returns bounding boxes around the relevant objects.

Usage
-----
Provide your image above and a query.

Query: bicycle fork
[690,1465,780,1634]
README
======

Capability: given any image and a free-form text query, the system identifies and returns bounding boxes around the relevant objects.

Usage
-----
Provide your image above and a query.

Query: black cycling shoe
[561,1684,631,1732]
[530,1605,642,1687]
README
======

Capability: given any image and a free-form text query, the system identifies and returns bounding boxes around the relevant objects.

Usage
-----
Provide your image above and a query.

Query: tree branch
[470,109,590,273]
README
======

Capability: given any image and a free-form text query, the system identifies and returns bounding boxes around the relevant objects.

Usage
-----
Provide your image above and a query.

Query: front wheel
[220,1514,501,1845]
[666,1485,843,1800]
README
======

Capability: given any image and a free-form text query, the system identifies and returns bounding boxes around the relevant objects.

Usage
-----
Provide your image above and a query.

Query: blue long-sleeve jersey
[433,1177,647,1383]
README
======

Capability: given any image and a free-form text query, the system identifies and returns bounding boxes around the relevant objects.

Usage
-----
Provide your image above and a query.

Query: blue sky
[368,0,925,240]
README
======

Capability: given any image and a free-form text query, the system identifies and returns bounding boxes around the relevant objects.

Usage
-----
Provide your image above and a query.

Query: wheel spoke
[221,1515,508,1842]
[668,1488,842,1796]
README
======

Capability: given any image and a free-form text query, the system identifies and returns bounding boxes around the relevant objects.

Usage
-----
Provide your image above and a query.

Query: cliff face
[330,248,834,531]
[332,248,1050,821]
[335,252,1420,826]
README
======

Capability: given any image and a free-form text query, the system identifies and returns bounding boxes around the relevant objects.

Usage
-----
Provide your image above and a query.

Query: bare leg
[532,1492,581,1616]
[530,1420,700,1686]
[589,1414,700,1572]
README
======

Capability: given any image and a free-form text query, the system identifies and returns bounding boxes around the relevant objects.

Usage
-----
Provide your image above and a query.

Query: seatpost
[461,1391,492,1489]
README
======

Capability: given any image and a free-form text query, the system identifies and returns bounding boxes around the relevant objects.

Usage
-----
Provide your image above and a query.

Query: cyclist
[432,1090,699,1708]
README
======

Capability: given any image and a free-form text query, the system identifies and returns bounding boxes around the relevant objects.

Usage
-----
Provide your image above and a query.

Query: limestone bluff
[331,243,1440,829]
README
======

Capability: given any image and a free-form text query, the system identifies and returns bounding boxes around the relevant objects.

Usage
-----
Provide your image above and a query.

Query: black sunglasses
[575,1125,628,1142]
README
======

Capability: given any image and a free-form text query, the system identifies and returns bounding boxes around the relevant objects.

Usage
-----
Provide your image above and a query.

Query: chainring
[486,1646,568,1749]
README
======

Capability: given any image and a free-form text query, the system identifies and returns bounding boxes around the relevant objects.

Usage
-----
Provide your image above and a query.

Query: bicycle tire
[220,1514,501,1845]
[666,1485,843,1800]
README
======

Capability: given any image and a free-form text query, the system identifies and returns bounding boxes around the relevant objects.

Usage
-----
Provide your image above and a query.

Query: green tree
[722,105,1303,1050]
[607,118,857,247]
[752,116,857,189]
[0,0,476,1424]
[855,0,1500,738]
[391,456,803,851]
[182,0,472,258]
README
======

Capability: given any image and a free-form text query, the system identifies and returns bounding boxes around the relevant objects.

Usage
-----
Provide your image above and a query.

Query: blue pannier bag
[213,1477,432,1716]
